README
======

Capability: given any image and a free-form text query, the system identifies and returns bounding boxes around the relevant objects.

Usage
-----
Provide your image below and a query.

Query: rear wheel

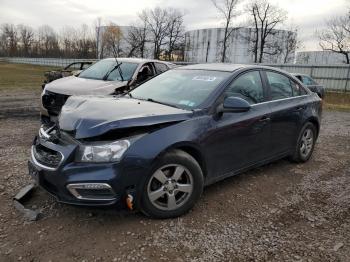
[291,122,317,163]
[140,150,203,218]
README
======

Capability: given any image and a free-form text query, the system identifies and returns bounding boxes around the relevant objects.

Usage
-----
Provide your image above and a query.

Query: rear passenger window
[266,72,293,100]
[225,71,264,104]
[154,63,169,74]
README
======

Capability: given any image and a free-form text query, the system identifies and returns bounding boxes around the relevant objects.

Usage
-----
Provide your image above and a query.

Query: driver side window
[136,63,155,84]
[224,71,264,104]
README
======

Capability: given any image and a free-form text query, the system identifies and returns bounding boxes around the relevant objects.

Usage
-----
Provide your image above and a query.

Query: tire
[140,149,204,219]
[290,122,317,163]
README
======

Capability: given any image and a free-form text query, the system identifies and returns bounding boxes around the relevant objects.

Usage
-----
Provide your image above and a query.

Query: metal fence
[264,64,350,92]
[1,57,349,92]
[0,57,98,68]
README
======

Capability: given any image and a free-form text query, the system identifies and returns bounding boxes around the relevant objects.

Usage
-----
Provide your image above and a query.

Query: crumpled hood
[45,76,128,96]
[59,96,192,139]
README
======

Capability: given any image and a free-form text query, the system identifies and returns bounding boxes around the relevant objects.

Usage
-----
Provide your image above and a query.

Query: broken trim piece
[13,184,40,221]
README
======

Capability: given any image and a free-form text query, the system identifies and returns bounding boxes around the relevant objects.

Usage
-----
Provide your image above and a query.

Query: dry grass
[0,62,57,92]
[324,92,350,111]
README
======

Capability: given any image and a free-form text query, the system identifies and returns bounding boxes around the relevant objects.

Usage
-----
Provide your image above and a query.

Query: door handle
[259,116,271,122]
[295,106,305,111]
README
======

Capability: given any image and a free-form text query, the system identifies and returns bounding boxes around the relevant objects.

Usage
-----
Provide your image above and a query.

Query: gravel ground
[0,111,349,262]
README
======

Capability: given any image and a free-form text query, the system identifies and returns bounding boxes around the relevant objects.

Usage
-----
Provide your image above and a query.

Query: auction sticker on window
[192,76,217,81]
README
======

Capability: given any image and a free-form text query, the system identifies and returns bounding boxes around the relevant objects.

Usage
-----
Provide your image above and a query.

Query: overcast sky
[0,0,348,51]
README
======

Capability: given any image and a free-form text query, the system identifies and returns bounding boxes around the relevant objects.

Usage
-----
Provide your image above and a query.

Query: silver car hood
[44,76,128,96]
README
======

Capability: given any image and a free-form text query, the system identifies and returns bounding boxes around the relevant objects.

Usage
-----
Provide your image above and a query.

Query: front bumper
[29,156,121,206]
[28,134,146,207]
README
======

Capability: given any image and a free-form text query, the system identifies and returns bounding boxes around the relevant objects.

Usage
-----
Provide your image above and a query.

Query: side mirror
[218,96,251,113]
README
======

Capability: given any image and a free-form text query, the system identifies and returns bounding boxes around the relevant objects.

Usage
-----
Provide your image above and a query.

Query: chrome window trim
[31,146,64,171]
[250,94,309,107]
[66,183,117,201]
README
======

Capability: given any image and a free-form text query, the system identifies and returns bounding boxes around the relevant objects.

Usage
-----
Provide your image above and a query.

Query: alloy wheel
[147,164,194,211]
[300,128,314,158]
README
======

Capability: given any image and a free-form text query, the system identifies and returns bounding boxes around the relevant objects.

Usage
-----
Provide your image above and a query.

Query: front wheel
[140,150,204,219]
[290,122,317,163]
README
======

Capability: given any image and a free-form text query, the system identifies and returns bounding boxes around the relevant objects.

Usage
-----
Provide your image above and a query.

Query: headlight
[77,140,130,163]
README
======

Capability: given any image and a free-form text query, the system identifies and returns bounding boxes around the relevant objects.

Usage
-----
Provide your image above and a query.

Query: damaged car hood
[45,76,128,96]
[59,96,193,139]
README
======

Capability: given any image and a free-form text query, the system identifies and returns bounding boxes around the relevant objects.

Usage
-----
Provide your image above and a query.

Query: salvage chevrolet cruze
[29,64,322,218]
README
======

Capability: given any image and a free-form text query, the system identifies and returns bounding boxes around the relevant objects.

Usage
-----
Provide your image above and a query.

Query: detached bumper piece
[13,184,40,222]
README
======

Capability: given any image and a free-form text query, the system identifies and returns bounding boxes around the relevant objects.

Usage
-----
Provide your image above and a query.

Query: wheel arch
[154,142,208,181]
[305,117,320,138]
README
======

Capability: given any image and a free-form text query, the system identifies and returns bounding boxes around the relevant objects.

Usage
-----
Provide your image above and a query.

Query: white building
[184,27,296,64]
[296,51,349,65]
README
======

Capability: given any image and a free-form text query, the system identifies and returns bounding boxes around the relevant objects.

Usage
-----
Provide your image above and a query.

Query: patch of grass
[324,91,350,111]
[0,62,58,92]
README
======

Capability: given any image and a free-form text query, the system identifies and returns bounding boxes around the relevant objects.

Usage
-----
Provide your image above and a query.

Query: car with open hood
[41,57,175,124]
[29,64,322,218]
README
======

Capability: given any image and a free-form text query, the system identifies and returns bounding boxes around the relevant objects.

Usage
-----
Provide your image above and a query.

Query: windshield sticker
[179,100,195,106]
[192,76,217,82]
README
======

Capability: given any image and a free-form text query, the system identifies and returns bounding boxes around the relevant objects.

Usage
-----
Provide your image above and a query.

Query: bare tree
[126,20,148,58]
[318,14,350,64]
[59,26,77,57]
[94,17,102,59]
[102,23,123,58]
[280,26,300,63]
[125,11,150,58]
[0,33,6,56]
[17,24,34,56]
[38,25,60,57]
[1,23,18,56]
[76,24,94,58]
[166,8,185,61]
[246,0,287,63]
[142,8,170,59]
[211,0,239,62]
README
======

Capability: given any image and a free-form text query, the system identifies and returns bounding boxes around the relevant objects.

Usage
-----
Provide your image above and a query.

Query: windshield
[79,60,138,81]
[130,69,230,109]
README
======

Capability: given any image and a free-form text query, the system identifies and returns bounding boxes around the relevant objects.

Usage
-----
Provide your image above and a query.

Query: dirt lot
[0,110,348,262]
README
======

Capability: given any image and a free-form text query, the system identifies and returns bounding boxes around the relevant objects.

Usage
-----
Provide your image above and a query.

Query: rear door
[263,70,307,155]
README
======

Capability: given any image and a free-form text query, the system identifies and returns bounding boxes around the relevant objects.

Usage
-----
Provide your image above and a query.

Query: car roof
[174,63,292,74]
[175,63,245,72]
[102,57,175,65]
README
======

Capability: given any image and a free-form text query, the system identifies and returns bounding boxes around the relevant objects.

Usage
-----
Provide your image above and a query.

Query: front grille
[33,144,62,168]
[42,91,69,116]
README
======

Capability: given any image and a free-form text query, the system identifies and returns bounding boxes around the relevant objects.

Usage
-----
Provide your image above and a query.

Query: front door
[204,70,271,178]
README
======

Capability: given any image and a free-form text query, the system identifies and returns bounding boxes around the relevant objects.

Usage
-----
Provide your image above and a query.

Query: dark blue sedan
[28,64,322,218]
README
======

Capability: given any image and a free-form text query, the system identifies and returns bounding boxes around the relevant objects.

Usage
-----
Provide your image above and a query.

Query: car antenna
[111,44,124,82]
